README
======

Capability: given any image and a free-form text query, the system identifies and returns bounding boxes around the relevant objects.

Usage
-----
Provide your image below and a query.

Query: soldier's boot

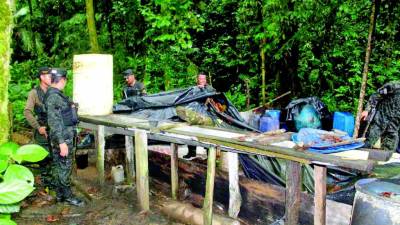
[63,188,84,207]
[55,187,64,202]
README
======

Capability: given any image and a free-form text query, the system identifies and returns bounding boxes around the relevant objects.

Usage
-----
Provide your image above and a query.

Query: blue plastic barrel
[333,112,355,136]
[265,110,281,120]
[259,112,280,132]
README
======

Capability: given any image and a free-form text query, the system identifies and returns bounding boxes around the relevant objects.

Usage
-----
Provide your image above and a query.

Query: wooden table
[79,114,375,225]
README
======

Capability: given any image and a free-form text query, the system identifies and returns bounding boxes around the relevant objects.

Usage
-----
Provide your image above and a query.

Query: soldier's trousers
[51,138,75,198]
[34,130,53,186]
[365,94,400,152]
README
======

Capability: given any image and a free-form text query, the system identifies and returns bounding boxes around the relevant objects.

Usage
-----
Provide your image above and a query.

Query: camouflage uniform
[123,81,146,99]
[45,86,78,201]
[364,81,400,151]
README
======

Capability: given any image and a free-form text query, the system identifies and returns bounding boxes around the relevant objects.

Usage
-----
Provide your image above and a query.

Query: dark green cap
[37,67,51,78]
[122,69,133,78]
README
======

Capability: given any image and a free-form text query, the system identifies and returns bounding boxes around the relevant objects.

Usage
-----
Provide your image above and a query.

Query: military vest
[44,88,79,126]
[34,86,47,126]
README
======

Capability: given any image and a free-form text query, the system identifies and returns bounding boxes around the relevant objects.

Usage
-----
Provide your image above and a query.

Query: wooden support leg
[171,143,179,200]
[135,130,150,211]
[228,152,241,218]
[314,165,327,225]
[203,146,217,225]
[285,161,301,225]
[125,135,135,183]
[95,125,105,185]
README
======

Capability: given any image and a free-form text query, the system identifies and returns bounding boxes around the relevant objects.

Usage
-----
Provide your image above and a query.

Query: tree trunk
[0,0,13,144]
[260,38,266,105]
[85,0,100,53]
[353,0,379,138]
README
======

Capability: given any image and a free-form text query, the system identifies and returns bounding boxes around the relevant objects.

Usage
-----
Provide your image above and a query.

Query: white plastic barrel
[73,54,113,115]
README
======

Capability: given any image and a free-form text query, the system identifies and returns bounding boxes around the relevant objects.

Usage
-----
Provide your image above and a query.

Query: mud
[14,155,183,225]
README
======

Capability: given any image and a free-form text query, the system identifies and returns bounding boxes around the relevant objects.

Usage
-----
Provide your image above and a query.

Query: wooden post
[95,125,105,185]
[203,146,217,225]
[135,130,150,211]
[171,143,179,200]
[228,152,241,218]
[314,166,327,225]
[125,136,135,183]
[285,161,301,225]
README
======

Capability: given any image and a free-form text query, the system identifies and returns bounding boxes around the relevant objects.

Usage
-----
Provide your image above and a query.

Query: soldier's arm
[24,89,40,129]
[140,83,147,95]
[47,95,65,144]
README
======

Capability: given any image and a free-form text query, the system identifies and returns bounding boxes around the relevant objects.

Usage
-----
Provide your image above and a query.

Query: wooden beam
[285,161,301,225]
[203,146,217,225]
[125,136,135,183]
[314,166,327,225]
[228,152,241,218]
[135,130,150,211]
[170,143,179,200]
[95,125,105,185]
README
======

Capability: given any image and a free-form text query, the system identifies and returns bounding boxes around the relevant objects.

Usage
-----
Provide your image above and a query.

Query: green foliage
[0,142,48,224]
[8,0,400,133]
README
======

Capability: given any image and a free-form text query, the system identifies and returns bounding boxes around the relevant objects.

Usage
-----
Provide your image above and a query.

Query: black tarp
[113,87,359,199]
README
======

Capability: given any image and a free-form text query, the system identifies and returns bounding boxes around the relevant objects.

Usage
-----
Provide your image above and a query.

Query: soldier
[122,69,146,99]
[362,80,400,151]
[196,73,215,92]
[45,68,84,206]
[24,67,52,186]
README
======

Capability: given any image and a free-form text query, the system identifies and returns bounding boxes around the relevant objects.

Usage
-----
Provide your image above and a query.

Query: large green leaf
[0,218,17,225]
[12,144,48,163]
[0,143,19,158]
[4,165,34,187]
[0,180,34,204]
[0,203,20,213]
[0,159,8,174]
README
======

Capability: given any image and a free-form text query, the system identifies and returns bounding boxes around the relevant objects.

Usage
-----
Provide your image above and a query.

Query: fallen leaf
[61,207,71,216]
[46,215,60,222]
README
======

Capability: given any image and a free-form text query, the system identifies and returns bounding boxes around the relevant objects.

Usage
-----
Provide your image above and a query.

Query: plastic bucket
[111,165,125,184]
[351,178,400,225]
[333,112,355,137]
[259,116,279,132]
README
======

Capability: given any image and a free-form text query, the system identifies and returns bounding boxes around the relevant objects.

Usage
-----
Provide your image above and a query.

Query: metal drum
[351,178,400,225]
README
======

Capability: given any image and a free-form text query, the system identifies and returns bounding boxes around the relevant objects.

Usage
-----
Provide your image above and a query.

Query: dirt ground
[14,156,183,225]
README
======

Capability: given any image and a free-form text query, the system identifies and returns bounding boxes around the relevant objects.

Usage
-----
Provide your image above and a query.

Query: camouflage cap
[49,68,67,78]
[122,69,134,78]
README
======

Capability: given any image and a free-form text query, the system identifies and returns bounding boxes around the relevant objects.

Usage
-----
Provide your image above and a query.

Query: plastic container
[111,165,125,184]
[265,110,281,120]
[333,112,355,137]
[73,54,114,115]
[259,116,279,132]
[351,178,400,225]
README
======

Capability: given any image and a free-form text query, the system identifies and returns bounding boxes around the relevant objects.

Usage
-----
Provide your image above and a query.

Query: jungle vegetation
[5,0,400,132]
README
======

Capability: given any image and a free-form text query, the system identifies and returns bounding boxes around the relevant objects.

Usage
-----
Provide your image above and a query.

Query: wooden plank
[135,129,150,211]
[314,166,327,225]
[285,161,301,225]
[170,143,179,200]
[95,125,105,184]
[125,136,135,183]
[228,152,241,218]
[203,146,217,225]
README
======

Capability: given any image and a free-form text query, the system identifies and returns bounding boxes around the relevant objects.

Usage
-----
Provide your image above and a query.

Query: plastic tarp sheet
[113,88,358,199]
[292,128,365,153]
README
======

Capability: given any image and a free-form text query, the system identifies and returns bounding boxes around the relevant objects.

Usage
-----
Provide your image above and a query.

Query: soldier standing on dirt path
[24,67,53,186]
[45,68,84,207]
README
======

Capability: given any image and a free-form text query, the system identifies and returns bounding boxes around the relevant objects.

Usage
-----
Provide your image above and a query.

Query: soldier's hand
[361,111,369,121]
[59,143,69,157]
[38,126,48,138]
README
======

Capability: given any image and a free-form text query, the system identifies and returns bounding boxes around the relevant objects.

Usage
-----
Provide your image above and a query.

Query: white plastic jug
[111,165,125,184]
